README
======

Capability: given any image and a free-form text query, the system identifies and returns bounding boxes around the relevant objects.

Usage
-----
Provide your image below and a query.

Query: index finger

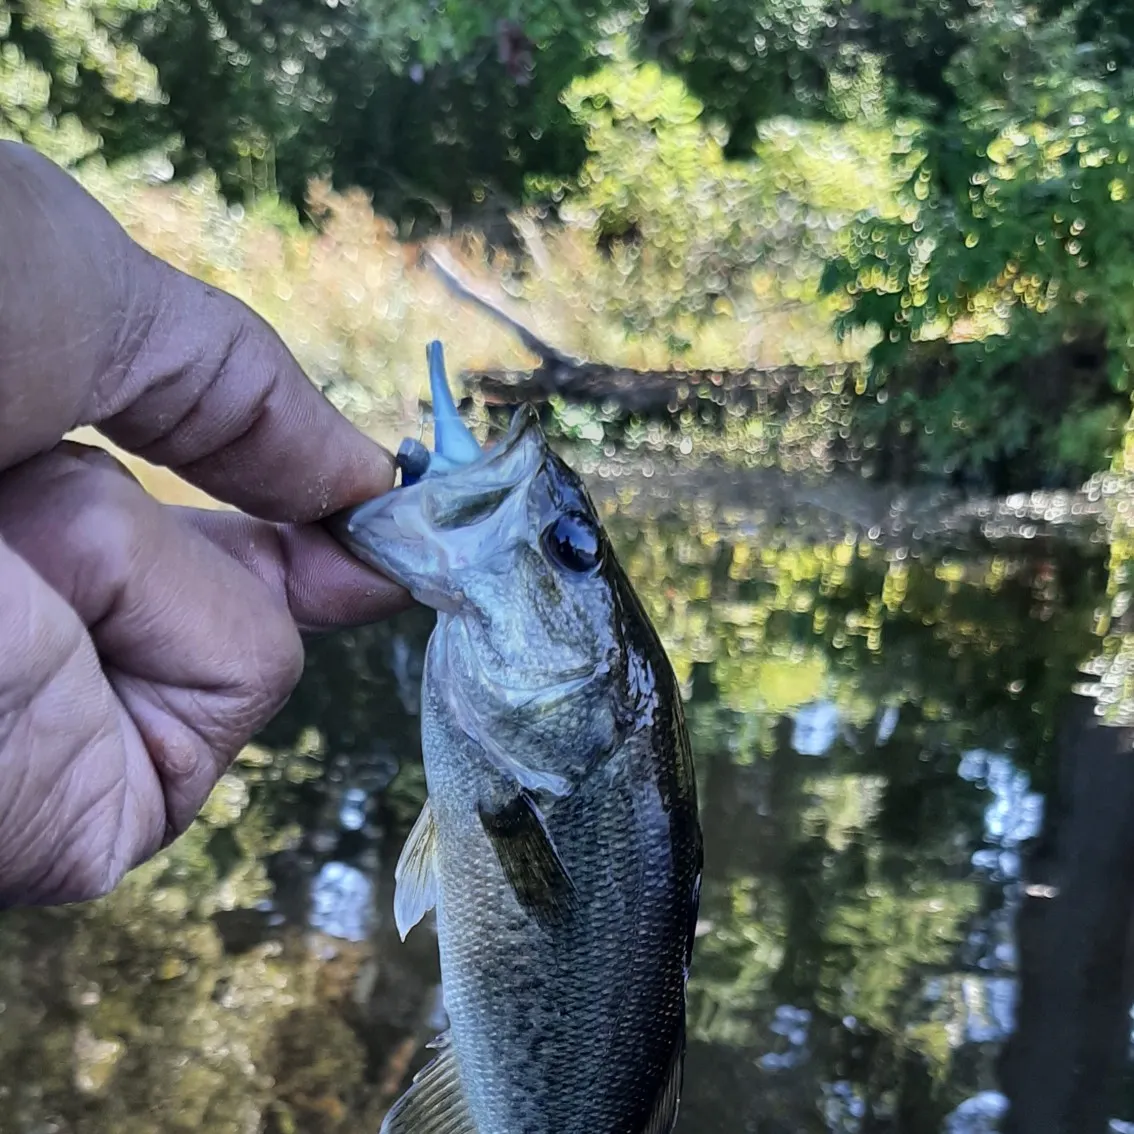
[96,258,397,524]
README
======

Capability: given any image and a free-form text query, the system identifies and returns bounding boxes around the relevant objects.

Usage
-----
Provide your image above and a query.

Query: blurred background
[6,1,1134,1130]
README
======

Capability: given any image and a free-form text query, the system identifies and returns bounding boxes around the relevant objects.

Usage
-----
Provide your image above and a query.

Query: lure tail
[398,341,483,486]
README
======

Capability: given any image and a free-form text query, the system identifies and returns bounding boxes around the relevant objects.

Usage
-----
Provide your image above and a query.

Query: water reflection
[3,484,1134,1133]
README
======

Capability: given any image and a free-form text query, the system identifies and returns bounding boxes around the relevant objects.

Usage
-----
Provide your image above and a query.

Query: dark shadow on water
[1,480,1133,1133]
[1000,694,1134,1134]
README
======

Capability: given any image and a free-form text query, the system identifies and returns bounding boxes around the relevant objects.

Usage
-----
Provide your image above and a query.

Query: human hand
[0,141,408,908]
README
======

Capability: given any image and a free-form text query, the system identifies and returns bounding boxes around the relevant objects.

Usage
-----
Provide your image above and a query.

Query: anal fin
[394,799,439,941]
[379,1031,476,1134]
[477,789,578,930]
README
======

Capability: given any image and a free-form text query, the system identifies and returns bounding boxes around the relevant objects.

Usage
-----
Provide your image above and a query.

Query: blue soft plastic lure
[396,341,483,486]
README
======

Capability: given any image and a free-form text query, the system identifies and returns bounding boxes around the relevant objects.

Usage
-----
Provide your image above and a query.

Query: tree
[0,0,161,162]
[2,0,615,218]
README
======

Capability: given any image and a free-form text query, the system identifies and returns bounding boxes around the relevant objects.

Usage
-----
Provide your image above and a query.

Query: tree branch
[424,244,585,368]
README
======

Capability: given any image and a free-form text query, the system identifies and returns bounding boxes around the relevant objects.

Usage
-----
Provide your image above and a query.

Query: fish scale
[426,680,690,1133]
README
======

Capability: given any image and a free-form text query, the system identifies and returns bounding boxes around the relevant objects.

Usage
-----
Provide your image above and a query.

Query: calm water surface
[3,459,1134,1134]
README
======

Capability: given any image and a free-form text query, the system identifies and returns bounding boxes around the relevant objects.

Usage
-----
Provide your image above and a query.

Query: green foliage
[816,0,1134,483]
[0,0,161,162]
[641,0,861,150]
[827,60,1134,365]
[531,41,899,339]
[839,324,1126,487]
[2,0,610,215]
[9,0,1134,486]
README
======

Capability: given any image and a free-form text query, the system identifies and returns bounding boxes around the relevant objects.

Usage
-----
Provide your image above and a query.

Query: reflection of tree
[0,614,442,1134]
[611,508,1106,781]
[0,504,1116,1134]
[0,777,369,1134]
[683,708,985,1130]
[254,606,436,834]
[608,510,1109,1130]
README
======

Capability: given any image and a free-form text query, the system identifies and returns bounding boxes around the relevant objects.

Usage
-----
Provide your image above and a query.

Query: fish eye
[542,512,602,574]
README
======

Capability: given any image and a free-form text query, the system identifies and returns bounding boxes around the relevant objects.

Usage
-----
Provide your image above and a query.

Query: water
[3,460,1134,1134]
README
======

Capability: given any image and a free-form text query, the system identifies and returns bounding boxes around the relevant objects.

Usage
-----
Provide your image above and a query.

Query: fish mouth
[326,405,547,612]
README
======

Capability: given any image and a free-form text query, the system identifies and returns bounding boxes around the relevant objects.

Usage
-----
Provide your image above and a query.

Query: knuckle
[48,468,149,599]
[1,447,146,572]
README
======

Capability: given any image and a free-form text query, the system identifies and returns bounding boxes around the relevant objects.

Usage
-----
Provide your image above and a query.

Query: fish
[327,341,703,1134]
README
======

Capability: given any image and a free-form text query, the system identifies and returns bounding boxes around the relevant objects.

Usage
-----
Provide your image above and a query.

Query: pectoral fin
[379,1031,476,1134]
[393,800,439,941]
[477,789,578,929]
[474,731,574,799]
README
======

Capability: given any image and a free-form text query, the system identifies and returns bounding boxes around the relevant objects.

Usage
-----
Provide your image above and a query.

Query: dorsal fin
[393,799,439,941]
[379,1031,477,1134]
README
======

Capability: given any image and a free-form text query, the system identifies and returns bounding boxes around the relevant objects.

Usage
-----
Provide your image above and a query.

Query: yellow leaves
[1042,136,1073,163]
[73,1027,126,1095]
[689,574,712,602]
[0,40,52,123]
[799,773,887,852]
[983,555,1010,590]
[715,649,828,716]
[935,560,967,589]
[985,134,1012,167]
[881,558,909,612]
[157,956,192,981]
[729,541,752,577]
[200,775,251,828]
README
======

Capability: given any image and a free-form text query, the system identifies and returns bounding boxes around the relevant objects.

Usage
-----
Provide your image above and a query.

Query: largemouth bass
[329,342,703,1134]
